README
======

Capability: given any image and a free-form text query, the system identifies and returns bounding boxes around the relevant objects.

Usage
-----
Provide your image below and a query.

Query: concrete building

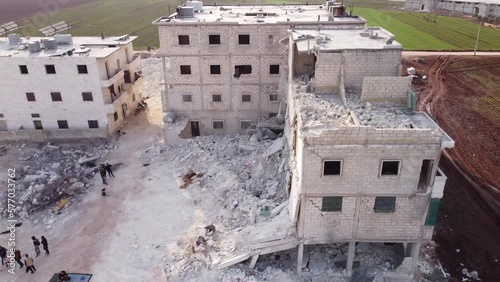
[285,28,454,279]
[0,34,143,142]
[405,0,500,18]
[154,2,455,279]
[153,2,366,137]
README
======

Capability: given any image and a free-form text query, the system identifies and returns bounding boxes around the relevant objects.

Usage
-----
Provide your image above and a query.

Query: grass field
[10,0,500,50]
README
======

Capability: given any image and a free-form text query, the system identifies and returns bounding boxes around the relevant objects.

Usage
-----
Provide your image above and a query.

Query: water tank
[54,34,73,45]
[28,41,41,53]
[8,34,21,45]
[43,38,57,50]
[177,6,194,18]
[186,1,203,12]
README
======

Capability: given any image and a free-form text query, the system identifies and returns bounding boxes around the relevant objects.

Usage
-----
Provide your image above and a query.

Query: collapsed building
[153,2,455,280]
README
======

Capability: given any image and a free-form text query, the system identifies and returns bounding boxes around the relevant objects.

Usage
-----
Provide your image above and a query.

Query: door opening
[418,160,433,191]
[122,103,128,118]
[191,121,200,137]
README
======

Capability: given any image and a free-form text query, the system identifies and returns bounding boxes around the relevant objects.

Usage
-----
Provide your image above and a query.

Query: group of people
[99,162,115,196]
[0,235,49,274]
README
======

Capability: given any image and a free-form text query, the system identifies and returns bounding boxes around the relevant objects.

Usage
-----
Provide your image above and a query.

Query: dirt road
[0,97,195,281]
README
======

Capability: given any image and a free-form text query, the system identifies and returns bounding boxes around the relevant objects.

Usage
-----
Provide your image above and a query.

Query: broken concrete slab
[262,138,284,158]
[213,252,252,270]
[269,200,289,218]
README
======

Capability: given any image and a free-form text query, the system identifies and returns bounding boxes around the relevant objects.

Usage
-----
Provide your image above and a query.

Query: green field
[14,0,500,50]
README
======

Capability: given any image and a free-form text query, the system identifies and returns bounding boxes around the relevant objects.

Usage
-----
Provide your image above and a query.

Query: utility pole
[474,20,482,56]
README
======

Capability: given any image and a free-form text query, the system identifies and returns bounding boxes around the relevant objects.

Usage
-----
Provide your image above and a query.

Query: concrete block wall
[167,56,201,84]
[343,50,401,90]
[232,85,260,111]
[360,76,412,107]
[356,196,422,240]
[314,52,341,93]
[164,84,203,112]
[302,196,356,242]
[200,56,231,84]
[202,85,231,111]
[298,142,441,195]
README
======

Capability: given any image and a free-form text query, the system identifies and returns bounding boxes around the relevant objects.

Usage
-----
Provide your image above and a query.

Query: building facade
[0,34,143,142]
[405,0,500,18]
[153,2,366,136]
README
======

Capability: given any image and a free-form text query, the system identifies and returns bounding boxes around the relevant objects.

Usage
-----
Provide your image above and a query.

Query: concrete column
[297,243,304,276]
[409,242,421,278]
[161,57,169,111]
[346,241,356,277]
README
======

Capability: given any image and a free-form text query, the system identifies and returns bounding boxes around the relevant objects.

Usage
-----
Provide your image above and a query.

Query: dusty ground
[0,0,100,23]
[403,55,500,281]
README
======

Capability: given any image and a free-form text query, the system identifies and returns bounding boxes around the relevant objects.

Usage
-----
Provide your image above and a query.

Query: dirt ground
[403,55,500,281]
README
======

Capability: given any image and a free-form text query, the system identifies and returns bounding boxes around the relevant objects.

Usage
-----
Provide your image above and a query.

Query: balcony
[123,54,141,70]
[101,69,124,88]
[123,74,144,92]
[103,90,128,108]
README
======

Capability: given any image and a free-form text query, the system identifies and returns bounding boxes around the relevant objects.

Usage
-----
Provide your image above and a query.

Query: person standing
[41,236,49,255]
[14,249,23,268]
[99,165,108,185]
[24,254,36,274]
[105,163,115,177]
[0,246,6,266]
[31,236,41,257]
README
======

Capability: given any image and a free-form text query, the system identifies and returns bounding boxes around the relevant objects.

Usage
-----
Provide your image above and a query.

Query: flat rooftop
[153,4,366,25]
[294,78,439,131]
[0,35,137,58]
[291,28,402,51]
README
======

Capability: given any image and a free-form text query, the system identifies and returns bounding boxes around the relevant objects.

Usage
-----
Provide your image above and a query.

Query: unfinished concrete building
[153,2,366,137]
[285,27,454,279]
[154,2,454,280]
[0,34,143,142]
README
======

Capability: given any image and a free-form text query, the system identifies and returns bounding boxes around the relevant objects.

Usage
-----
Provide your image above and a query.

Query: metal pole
[474,20,482,56]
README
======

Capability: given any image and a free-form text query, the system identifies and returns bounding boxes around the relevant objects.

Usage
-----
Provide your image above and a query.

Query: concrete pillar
[346,241,356,277]
[409,242,421,278]
[297,243,304,276]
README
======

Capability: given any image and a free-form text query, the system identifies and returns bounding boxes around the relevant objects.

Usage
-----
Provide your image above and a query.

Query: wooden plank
[257,241,300,255]
[246,234,288,246]
[213,252,252,270]
[249,237,299,250]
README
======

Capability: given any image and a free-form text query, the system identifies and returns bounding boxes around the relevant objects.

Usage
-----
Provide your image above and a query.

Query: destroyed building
[154,2,455,280]
[0,34,143,142]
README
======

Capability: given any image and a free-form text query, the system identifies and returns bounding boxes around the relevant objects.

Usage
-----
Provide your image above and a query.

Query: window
[45,65,56,74]
[269,113,278,118]
[234,65,252,78]
[77,65,88,74]
[82,92,93,101]
[242,94,251,102]
[212,94,222,102]
[132,93,136,102]
[209,34,220,44]
[178,35,190,45]
[269,94,279,102]
[323,160,342,176]
[113,112,118,121]
[374,197,396,213]
[380,161,401,176]
[322,197,343,212]
[239,34,250,44]
[240,120,252,129]
[19,65,28,74]
[182,94,192,102]
[0,114,4,118]
[268,34,274,44]
[33,120,43,130]
[57,120,68,129]
[210,65,221,74]
[51,92,62,102]
[31,113,40,118]
[26,92,36,101]
[180,65,191,75]
[270,64,280,74]
[88,120,99,128]
[213,120,224,129]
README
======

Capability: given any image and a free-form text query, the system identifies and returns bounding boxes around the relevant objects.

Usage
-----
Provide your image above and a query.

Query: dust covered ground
[404,55,500,281]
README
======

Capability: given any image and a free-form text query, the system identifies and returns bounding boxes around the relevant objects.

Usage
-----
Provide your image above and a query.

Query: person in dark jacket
[99,164,108,185]
[41,236,49,255]
[14,249,23,268]
[105,163,115,177]
[0,246,6,266]
[31,236,41,257]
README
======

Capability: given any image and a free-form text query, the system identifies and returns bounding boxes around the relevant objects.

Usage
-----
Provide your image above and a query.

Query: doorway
[418,160,433,191]
[421,4,425,10]
[190,121,200,137]
[122,103,128,118]
[33,120,43,130]
[124,70,131,83]
[105,61,110,78]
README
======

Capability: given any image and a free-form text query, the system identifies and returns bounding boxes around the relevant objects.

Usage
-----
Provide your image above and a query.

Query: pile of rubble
[294,77,417,131]
[141,134,294,280]
[0,141,113,223]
